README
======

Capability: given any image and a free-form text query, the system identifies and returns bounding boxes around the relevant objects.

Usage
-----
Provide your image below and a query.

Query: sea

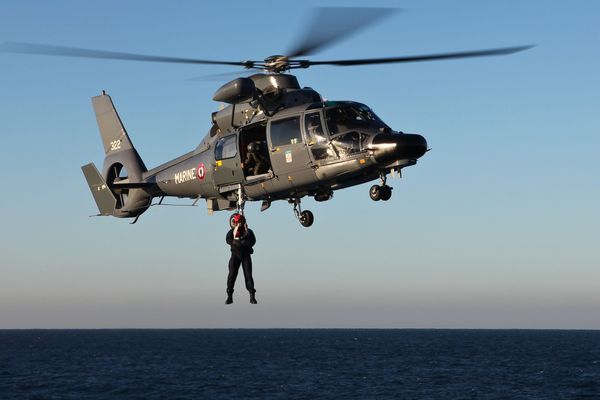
[1,329,599,399]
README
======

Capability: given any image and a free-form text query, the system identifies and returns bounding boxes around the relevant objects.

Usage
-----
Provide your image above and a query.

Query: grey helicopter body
[84,72,427,226]
[1,8,533,226]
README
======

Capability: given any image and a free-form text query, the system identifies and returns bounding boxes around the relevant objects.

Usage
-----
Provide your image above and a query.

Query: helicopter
[1,8,533,227]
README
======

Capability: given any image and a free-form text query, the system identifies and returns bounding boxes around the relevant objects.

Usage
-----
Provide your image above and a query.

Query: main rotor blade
[287,7,400,58]
[0,41,255,67]
[186,70,256,82]
[303,45,534,67]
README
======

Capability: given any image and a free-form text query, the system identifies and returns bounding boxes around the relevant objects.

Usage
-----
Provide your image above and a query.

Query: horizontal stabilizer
[81,162,116,215]
[111,180,154,189]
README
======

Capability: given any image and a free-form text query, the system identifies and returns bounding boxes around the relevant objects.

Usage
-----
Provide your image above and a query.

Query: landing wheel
[380,185,392,201]
[299,210,314,227]
[370,185,382,201]
[291,197,314,228]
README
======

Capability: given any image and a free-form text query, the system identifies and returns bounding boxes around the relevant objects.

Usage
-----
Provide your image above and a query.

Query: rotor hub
[250,55,310,74]
[264,55,289,72]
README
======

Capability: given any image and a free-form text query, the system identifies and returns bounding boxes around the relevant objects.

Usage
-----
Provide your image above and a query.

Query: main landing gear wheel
[290,197,314,227]
[299,210,314,227]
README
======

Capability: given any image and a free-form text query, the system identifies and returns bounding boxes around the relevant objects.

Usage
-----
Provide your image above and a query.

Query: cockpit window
[304,112,337,162]
[331,132,369,157]
[325,104,389,136]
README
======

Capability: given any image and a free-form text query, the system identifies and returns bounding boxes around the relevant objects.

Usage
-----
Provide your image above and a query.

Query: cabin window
[215,135,237,160]
[270,117,302,147]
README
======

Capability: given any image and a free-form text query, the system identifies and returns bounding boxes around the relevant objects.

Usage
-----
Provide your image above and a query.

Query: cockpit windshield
[325,103,389,136]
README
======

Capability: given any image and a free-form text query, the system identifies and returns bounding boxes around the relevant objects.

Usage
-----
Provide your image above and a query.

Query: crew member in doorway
[225,214,257,304]
[244,141,266,175]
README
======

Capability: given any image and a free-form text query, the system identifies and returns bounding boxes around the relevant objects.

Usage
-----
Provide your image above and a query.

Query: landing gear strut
[370,172,393,201]
[290,198,314,227]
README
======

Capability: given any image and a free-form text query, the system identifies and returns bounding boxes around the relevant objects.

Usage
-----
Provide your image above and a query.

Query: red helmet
[232,214,245,224]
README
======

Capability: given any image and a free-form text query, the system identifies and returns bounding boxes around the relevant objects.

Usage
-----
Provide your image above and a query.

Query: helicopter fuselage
[84,74,427,226]
[147,99,427,211]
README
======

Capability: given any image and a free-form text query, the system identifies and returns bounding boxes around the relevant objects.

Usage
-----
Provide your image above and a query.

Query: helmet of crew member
[232,213,245,225]
[247,142,257,153]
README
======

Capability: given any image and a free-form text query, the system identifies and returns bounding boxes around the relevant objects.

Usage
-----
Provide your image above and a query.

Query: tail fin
[83,92,152,219]
[81,162,117,215]
[92,92,145,165]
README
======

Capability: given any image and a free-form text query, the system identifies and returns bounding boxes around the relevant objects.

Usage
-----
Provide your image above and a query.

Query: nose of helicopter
[370,133,428,163]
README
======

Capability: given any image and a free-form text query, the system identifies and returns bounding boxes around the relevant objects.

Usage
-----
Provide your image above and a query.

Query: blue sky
[1,0,598,328]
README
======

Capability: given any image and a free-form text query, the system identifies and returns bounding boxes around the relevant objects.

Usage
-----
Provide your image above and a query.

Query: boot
[225,290,233,305]
[249,292,257,304]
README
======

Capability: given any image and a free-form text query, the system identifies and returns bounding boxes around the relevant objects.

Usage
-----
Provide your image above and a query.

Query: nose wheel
[369,184,392,201]
[370,172,393,201]
[290,198,314,227]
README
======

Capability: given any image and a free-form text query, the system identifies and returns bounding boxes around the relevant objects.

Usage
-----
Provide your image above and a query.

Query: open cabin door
[239,122,271,179]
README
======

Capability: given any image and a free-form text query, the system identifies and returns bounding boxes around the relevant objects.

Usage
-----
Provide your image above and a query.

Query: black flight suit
[226,227,257,296]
